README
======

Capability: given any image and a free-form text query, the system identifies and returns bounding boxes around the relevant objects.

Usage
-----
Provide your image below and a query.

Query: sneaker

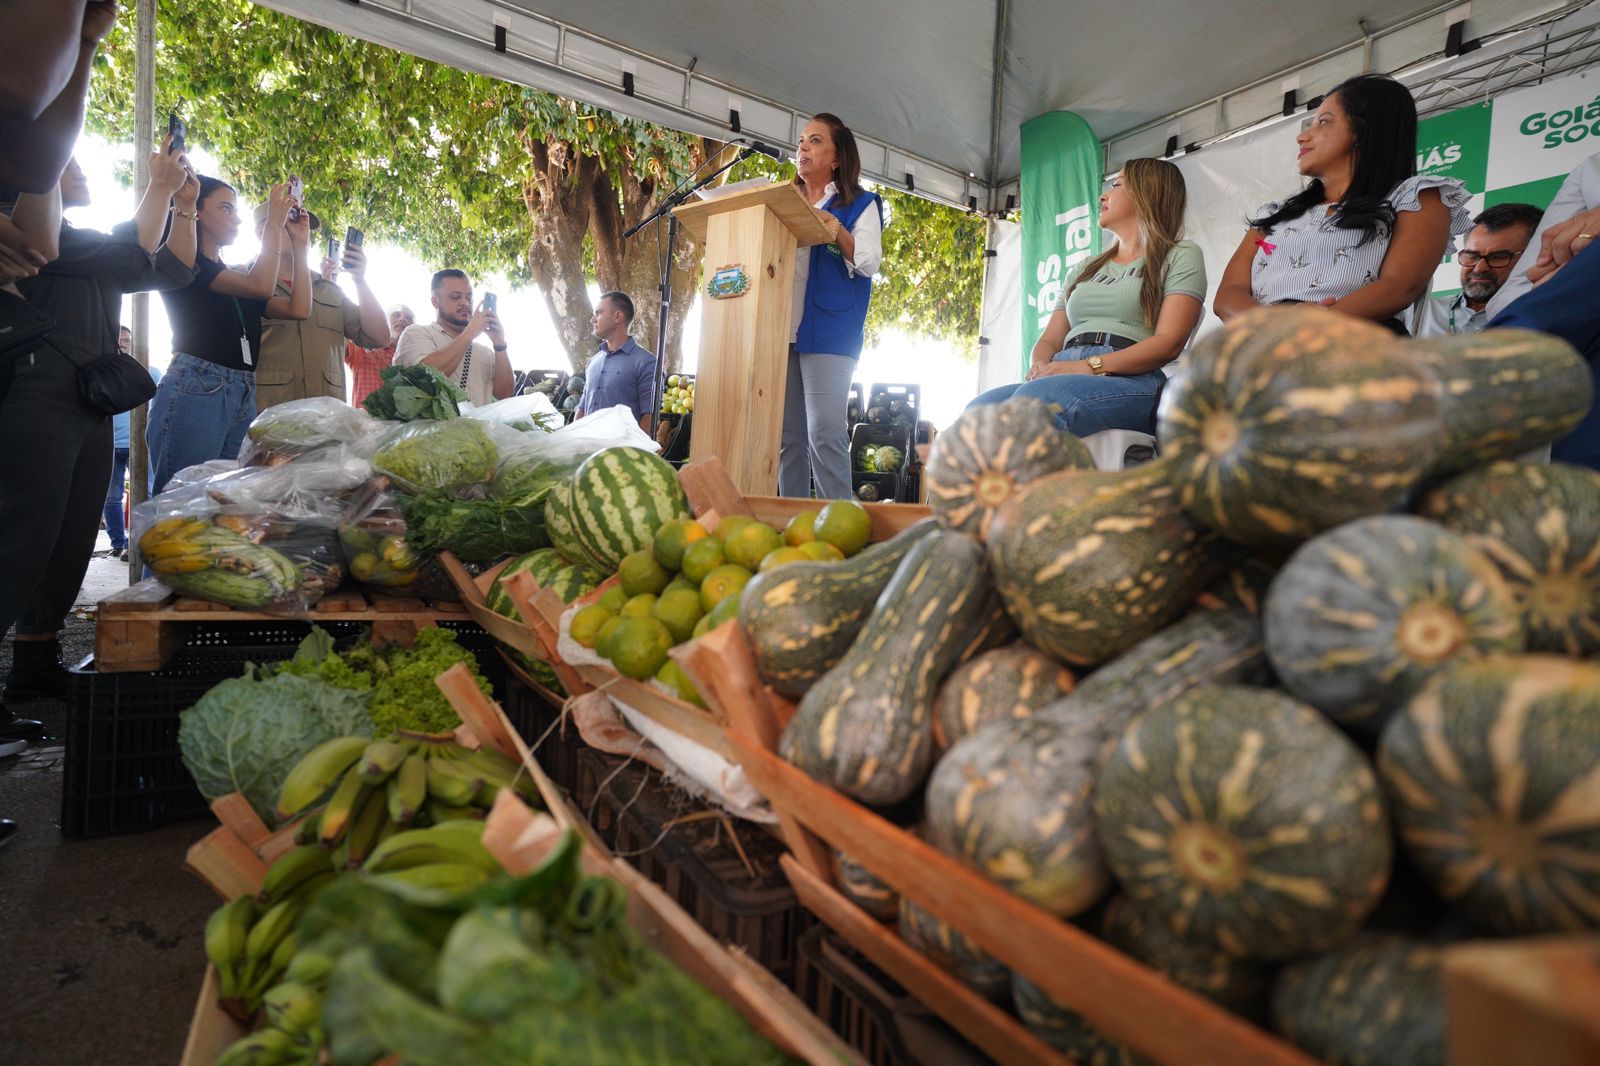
[118,548,129,562]
[0,738,26,759]
[0,714,45,743]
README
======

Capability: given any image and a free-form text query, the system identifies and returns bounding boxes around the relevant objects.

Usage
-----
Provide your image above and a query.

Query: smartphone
[483,292,498,313]
[167,112,186,154]
[345,226,364,248]
[287,176,303,223]
[326,236,339,262]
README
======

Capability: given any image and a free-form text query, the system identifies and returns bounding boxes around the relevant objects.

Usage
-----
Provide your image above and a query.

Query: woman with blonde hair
[969,157,1205,436]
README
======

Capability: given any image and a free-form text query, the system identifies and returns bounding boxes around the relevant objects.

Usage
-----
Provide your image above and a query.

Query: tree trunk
[522,136,599,373]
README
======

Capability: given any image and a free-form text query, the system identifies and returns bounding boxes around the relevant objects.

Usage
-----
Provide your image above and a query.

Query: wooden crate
[93,579,469,673]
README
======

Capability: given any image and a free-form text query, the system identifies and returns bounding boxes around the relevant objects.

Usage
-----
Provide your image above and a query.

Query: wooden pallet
[93,579,470,673]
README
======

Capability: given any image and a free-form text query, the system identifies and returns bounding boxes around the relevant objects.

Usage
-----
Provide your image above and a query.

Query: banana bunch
[275,733,539,871]
[139,515,300,608]
[204,892,306,1017]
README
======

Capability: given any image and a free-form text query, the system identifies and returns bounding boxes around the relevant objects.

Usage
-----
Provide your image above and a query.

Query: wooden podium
[675,183,837,495]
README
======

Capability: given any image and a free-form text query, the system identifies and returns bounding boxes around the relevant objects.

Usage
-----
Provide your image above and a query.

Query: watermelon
[485,548,568,620]
[1101,895,1270,1020]
[897,896,1010,1001]
[1415,460,1600,657]
[1157,306,1444,547]
[1012,973,1149,1065]
[1263,515,1525,732]
[1377,655,1600,934]
[543,559,607,605]
[1270,934,1445,1066]
[568,446,691,571]
[933,641,1075,750]
[543,477,589,566]
[1093,685,1392,961]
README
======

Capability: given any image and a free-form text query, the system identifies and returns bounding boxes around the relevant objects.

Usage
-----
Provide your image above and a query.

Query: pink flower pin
[1255,238,1276,255]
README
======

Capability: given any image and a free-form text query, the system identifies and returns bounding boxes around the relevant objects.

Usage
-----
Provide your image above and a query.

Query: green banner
[1020,111,1103,374]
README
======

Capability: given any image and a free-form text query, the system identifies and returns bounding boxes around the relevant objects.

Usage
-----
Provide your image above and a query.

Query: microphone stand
[624,144,759,440]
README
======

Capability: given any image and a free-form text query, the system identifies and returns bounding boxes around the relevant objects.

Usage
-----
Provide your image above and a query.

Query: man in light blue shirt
[576,291,656,431]
[103,324,162,559]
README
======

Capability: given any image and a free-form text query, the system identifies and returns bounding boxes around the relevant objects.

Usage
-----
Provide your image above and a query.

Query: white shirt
[790,181,884,343]
[1487,153,1600,319]
[1405,292,1487,339]
[393,321,499,407]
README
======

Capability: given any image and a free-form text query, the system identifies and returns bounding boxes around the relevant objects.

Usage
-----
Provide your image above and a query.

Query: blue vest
[796,190,882,359]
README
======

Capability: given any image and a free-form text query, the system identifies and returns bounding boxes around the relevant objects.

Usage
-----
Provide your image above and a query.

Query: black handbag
[72,346,158,416]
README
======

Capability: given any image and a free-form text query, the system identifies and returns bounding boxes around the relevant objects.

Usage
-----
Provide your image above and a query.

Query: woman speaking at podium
[779,113,883,500]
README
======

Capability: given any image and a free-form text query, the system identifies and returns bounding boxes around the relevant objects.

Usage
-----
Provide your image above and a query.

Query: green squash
[987,458,1226,668]
[1093,685,1392,961]
[933,641,1075,751]
[1012,972,1150,1065]
[1416,460,1600,657]
[897,896,1010,1001]
[1194,558,1280,616]
[1407,328,1593,478]
[1270,934,1445,1066]
[738,519,938,699]
[1377,655,1600,934]
[1263,515,1525,732]
[1157,306,1443,546]
[779,530,992,806]
[833,849,898,923]
[1101,895,1270,1021]
[924,396,1094,540]
[952,584,1020,667]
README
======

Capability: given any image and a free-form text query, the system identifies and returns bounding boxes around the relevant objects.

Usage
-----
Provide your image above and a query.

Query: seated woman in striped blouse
[1213,74,1470,334]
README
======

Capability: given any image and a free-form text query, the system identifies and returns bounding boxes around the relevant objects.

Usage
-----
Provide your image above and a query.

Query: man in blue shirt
[577,291,656,431]
[102,324,162,560]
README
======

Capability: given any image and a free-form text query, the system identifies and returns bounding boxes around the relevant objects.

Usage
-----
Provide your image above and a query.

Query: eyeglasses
[1457,250,1521,268]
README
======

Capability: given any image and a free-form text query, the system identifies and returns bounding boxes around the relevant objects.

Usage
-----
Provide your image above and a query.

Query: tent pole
[128,0,156,584]
[985,0,1009,215]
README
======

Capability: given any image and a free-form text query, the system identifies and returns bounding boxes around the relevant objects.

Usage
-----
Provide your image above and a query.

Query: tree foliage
[86,0,985,366]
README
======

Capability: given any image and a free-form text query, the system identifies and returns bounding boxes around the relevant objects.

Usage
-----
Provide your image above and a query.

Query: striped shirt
[1250,175,1472,306]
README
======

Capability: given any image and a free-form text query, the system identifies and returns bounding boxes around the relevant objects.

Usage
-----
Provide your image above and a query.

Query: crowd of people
[3,6,1600,842]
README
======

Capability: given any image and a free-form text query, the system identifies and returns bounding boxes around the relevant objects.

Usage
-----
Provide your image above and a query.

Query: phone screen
[345,226,364,248]
[288,177,303,222]
[326,237,339,261]
[168,112,186,154]
[483,292,498,313]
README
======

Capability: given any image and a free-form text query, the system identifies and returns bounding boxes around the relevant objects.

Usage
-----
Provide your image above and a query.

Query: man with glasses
[1407,203,1543,338]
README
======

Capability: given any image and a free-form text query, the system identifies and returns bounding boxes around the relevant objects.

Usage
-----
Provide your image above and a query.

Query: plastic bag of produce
[162,459,238,494]
[236,396,383,467]
[491,404,660,502]
[371,417,502,494]
[397,490,550,562]
[337,482,459,600]
[461,390,561,433]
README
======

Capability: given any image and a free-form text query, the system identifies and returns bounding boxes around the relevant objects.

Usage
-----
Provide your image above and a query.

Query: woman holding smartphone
[147,178,310,493]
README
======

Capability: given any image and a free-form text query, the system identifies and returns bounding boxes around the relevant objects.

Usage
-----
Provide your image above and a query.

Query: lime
[652,517,709,571]
[620,593,658,619]
[570,604,614,648]
[708,593,742,628]
[595,616,626,658]
[656,659,705,706]
[618,550,671,598]
[652,588,705,644]
[680,537,727,584]
[798,540,846,562]
[783,510,819,547]
[350,552,381,582]
[607,617,674,679]
[814,500,872,556]
[700,565,753,612]
[692,614,715,639]
[713,514,755,541]
[663,575,698,598]
[724,522,783,571]
[759,546,810,571]
[597,585,627,614]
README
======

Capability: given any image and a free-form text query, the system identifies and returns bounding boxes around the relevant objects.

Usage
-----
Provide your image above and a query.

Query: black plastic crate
[850,422,912,474]
[658,411,693,465]
[900,469,922,505]
[846,382,866,429]
[62,619,499,839]
[852,471,901,503]
[795,926,989,1066]
[516,368,568,398]
[865,383,921,436]
[500,672,585,801]
[580,750,814,983]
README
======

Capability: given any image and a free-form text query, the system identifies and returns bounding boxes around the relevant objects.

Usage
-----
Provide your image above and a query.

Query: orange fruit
[814,500,872,556]
[724,522,783,571]
[699,564,753,612]
[784,510,819,546]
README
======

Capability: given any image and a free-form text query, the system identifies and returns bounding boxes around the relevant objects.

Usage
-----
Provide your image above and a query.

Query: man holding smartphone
[394,268,514,406]
[254,201,389,411]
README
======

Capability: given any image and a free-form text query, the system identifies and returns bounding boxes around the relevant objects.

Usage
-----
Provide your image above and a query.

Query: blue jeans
[104,447,129,551]
[968,343,1166,436]
[147,353,255,495]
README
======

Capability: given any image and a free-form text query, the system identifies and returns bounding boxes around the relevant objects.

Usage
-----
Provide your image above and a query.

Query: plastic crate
[865,383,921,435]
[500,673,585,801]
[516,368,568,398]
[846,382,866,429]
[580,750,814,982]
[659,411,693,465]
[795,926,989,1066]
[62,619,500,838]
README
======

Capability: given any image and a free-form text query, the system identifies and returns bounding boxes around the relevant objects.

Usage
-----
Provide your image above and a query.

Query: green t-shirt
[1055,239,1207,343]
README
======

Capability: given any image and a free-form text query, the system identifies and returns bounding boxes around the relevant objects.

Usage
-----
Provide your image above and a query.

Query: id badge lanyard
[231,297,252,367]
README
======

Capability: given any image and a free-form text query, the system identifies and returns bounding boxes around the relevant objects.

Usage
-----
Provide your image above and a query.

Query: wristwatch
[1086,355,1107,376]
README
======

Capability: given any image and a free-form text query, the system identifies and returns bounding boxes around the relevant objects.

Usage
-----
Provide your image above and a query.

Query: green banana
[243,898,304,973]
[204,895,257,998]
[342,786,389,869]
[371,861,490,894]
[291,807,325,846]
[214,1027,299,1066]
[386,753,427,825]
[163,568,279,609]
[425,799,481,824]
[283,949,334,989]
[261,981,321,1035]
[363,824,498,874]
[317,769,371,848]
[256,845,335,906]
[269,930,300,975]
[425,758,482,807]
[357,739,410,782]
[276,737,371,820]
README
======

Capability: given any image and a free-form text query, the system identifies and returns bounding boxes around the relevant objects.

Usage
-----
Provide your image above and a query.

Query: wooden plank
[172,596,232,612]
[209,794,270,848]
[435,661,521,760]
[726,731,1317,1066]
[312,588,367,613]
[183,827,269,901]
[99,578,174,613]
[496,649,570,709]
[1445,936,1600,1066]
[178,966,247,1066]
[521,578,595,698]
[93,617,190,673]
[745,495,931,540]
[673,180,837,246]
[575,664,737,764]
[680,458,758,520]
[785,857,1069,1066]
[366,594,425,612]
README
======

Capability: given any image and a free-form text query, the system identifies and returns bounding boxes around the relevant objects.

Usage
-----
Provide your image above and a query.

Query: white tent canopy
[259,0,1578,210]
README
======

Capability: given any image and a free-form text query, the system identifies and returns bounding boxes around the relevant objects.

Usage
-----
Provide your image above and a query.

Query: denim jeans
[147,353,255,495]
[967,343,1166,436]
[104,447,130,551]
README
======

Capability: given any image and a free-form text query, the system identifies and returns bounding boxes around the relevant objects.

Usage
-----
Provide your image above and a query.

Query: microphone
[738,140,784,161]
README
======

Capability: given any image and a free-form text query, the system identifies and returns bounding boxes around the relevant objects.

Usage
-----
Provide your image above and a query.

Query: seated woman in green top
[968,157,1206,436]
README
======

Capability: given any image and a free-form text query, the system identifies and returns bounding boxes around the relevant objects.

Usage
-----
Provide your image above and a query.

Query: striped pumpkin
[1012,973,1149,1066]
[1093,685,1392,961]
[925,397,1094,539]
[1194,559,1279,616]
[1158,306,1443,546]
[1263,515,1525,732]
[897,896,1010,1001]
[1377,655,1600,934]
[1416,460,1600,657]
[833,850,898,923]
[1102,895,1270,1020]
[1407,328,1593,478]
[485,548,569,620]
[543,477,589,566]
[1271,934,1445,1066]
[933,642,1075,750]
[568,446,691,571]
[987,459,1226,668]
